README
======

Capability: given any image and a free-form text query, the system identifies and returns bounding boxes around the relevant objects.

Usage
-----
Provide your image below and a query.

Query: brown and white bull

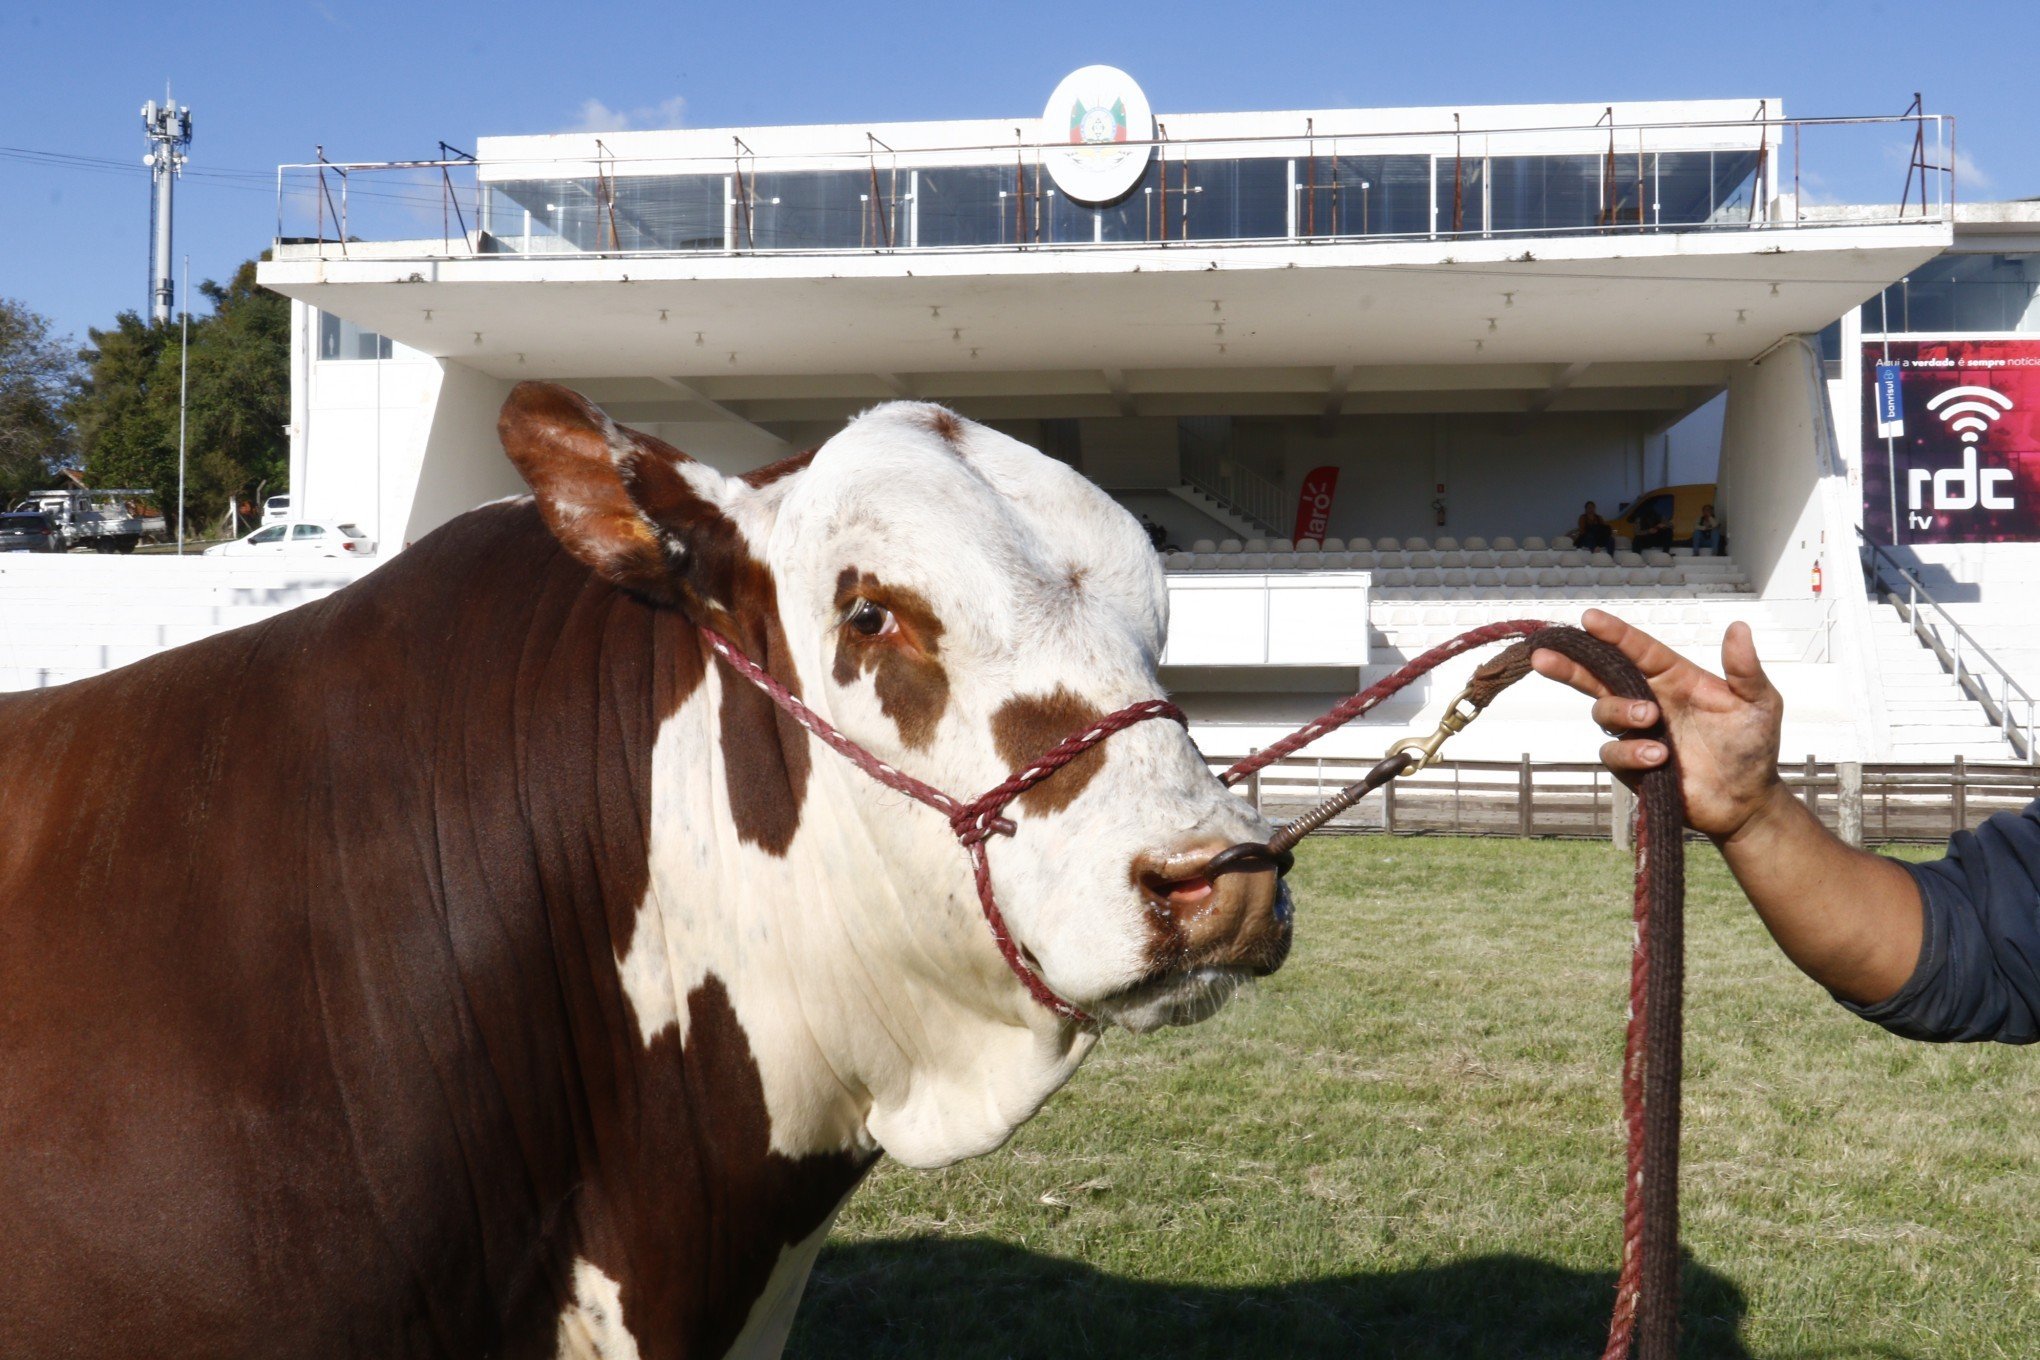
[0,384,1290,1359]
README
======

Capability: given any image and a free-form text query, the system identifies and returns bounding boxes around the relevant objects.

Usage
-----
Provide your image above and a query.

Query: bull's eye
[846,598,895,637]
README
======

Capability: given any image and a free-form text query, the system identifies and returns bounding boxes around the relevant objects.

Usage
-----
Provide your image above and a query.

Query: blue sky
[3,0,2031,346]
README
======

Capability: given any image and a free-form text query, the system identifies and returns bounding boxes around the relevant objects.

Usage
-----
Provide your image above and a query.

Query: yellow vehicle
[1606,483,1719,548]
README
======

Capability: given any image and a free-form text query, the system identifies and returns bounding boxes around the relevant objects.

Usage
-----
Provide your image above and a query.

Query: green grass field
[785,837,2039,1359]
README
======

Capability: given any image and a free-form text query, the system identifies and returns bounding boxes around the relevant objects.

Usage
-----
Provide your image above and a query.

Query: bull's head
[499,383,1290,1164]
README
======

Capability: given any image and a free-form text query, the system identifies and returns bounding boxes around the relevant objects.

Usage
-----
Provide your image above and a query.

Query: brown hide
[0,500,866,1359]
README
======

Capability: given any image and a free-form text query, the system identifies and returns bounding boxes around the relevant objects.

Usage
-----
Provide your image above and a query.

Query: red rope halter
[698,624,1185,1024]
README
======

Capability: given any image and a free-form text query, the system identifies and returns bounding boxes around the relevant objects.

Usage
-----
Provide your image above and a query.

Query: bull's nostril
[1141,871,1214,909]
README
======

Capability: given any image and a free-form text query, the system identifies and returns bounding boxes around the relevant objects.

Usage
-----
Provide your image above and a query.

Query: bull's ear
[498,381,730,605]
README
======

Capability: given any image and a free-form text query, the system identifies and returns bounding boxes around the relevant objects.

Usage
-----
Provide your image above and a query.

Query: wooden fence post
[1247,747,1262,814]
[1802,754,1819,819]
[1518,754,1533,838]
[1382,775,1396,835]
[1838,761,1864,848]
[1611,773,1635,852]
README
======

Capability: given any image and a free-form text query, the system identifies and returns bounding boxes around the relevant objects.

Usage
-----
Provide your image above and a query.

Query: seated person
[1137,513,1170,552]
[1575,501,1614,553]
[1690,504,1722,556]
[1631,505,1674,553]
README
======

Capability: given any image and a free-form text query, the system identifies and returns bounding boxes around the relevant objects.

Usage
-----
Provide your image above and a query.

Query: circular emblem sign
[1040,65,1155,205]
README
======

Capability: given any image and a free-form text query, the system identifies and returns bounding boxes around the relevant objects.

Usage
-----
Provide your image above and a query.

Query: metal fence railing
[1859,530,2034,763]
[1211,752,2038,846]
[273,108,1954,262]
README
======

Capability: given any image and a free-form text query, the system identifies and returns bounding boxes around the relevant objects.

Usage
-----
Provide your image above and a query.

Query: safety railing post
[1952,754,1967,833]
[1518,754,1533,838]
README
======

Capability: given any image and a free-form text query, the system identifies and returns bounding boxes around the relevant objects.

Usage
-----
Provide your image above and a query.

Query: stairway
[1866,605,2019,761]
[1165,483,1273,539]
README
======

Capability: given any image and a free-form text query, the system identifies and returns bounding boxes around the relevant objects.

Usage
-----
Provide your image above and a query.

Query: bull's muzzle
[1131,840,1293,977]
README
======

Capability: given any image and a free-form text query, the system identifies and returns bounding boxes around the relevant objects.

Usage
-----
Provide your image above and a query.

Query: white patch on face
[554,1259,642,1360]
[771,404,1276,1011]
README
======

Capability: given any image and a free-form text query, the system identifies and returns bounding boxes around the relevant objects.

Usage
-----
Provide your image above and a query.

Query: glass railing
[273,110,1954,261]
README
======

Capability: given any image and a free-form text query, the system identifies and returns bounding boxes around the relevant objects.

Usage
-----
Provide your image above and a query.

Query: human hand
[1531,609,1787,844]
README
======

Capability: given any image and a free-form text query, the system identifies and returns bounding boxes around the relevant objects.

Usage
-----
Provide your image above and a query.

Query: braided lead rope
[1200,620,1682,1360]
[697,624,1184,1025]
[1218,619,1552,785]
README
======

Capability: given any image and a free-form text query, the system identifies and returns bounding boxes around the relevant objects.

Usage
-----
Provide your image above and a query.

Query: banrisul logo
[1040,66,1154,204]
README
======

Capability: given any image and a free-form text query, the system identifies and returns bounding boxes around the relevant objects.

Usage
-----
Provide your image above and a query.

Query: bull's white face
[499,385,1290,1175]
[767,404,1289,1034]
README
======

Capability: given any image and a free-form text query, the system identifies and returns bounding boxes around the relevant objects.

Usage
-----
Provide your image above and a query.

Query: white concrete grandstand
[12,83,2033,773]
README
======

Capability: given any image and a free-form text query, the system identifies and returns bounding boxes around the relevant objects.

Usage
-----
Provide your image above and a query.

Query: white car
[261,494,292,526]
[204,520,376,559]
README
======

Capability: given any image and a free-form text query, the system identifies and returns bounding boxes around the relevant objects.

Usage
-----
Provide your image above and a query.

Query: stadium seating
[1156,527,1752,600]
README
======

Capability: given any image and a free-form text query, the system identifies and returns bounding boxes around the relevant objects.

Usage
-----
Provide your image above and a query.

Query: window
[337,523,366,538]
[249,525,286,544]
[291,523,324,539]
[1297,155,1431,238]
[318,311,392,360]
[1861,253,2040,335]
[917,166,1010,247]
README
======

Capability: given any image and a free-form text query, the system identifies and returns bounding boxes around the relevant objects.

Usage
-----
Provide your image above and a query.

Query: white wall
[399,363,526,546]
[1283,412,1653,542]
[1077,418,1180,488]
[301,341,439,546]
[1718,340,1833,599]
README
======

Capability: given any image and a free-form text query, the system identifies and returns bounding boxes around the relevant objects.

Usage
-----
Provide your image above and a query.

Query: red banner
[1862,339,2040,543]
[1292,466,1340,543]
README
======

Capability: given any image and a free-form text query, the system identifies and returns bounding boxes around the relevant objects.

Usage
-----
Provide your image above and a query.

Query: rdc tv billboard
[1862,339,2040,543]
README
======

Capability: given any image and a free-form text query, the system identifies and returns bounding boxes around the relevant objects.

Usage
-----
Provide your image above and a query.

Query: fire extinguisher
[1811,561,1824,597]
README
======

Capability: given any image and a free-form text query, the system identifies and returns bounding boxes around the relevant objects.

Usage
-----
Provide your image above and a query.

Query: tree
[70,256,288,534]
[186,260,290,503]
[70,312,174,499]
[0,298,83,505]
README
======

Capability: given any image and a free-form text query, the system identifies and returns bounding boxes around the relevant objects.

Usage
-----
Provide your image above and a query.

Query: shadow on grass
[787,1236,1868,1359]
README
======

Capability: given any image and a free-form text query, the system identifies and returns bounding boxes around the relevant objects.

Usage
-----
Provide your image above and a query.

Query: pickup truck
[6,489,168,554]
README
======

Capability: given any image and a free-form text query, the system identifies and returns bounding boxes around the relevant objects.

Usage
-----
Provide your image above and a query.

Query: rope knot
[950,805,1017,847]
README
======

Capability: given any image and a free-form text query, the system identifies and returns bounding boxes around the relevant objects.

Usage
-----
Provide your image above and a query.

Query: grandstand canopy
[264,220,1942,426]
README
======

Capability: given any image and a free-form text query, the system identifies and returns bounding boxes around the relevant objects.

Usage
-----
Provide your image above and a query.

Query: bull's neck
[623,641,1099,1171]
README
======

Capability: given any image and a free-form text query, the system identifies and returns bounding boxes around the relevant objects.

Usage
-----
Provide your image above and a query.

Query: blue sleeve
[1840,799,2040,1044]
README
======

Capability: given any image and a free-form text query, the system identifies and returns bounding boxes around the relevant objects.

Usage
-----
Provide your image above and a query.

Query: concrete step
[1883,721,2014,745]
[1887,702,2008,723]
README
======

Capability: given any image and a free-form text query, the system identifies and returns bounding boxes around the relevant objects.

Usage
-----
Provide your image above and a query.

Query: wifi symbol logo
[1926,385,2014,445]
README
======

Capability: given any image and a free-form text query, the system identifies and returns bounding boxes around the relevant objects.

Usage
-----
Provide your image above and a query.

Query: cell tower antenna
[141,85,194,325]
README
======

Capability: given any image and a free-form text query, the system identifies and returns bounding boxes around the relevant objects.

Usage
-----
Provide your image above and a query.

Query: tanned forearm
[1533,611,1928,1009]
[1713,784,1924,1006]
